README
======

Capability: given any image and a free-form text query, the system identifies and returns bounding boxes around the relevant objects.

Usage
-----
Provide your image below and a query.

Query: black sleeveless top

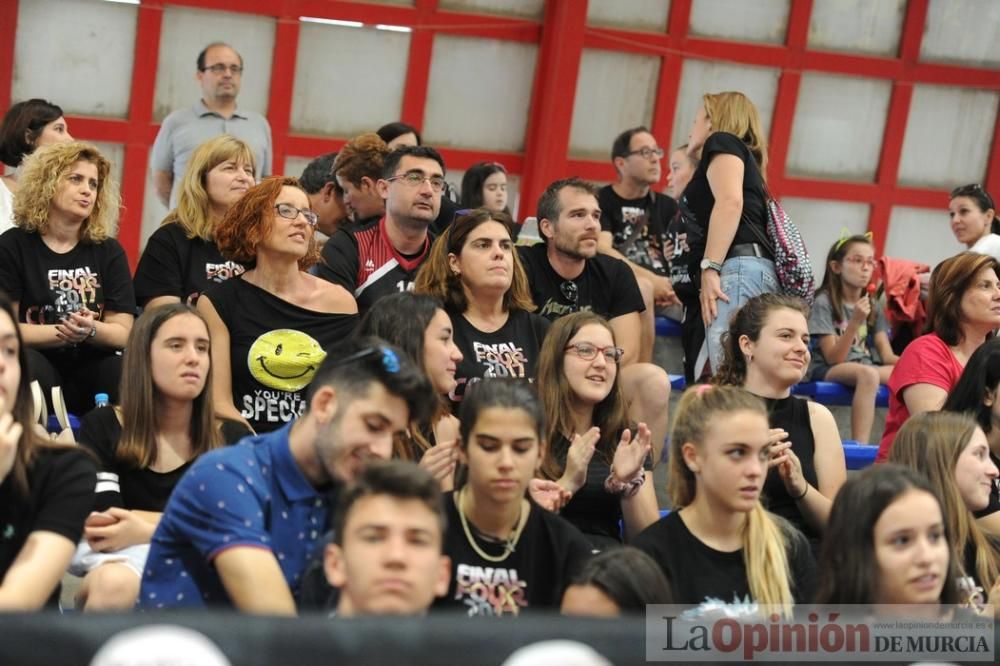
[204,276,358,433]
[761,394,819,544]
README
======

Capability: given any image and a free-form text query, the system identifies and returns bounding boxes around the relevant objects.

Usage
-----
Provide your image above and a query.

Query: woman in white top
[0,99,73,233]
[950,184,999,260]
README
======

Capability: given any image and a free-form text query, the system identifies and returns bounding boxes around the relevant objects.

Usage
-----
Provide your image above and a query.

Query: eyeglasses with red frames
[843,256,876,268]
[565,342,624,363]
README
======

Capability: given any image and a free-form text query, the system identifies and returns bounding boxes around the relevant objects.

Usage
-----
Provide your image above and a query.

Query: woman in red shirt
[878,252,1000,460]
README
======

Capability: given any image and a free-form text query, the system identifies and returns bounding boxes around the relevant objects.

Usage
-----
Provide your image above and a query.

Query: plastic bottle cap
[95,393,110,405]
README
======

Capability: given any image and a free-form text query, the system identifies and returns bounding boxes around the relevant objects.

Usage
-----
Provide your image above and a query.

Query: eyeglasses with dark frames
[624,147,664,160]
[274,203,319,227]
[202,64,243,75]
[560,280,579,305]
[565,343,624,363]
[386,171,447,193]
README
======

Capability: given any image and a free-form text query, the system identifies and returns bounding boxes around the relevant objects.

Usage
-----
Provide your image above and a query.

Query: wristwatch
[700,258,724,273]
[88,325,97,339]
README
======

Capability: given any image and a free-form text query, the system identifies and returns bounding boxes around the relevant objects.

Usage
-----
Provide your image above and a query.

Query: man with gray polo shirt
[151,42,272,208]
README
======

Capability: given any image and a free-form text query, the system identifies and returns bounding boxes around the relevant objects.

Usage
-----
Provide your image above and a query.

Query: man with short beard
[518,178,672,462]
[317,146,445,315]
[138,338,433,613]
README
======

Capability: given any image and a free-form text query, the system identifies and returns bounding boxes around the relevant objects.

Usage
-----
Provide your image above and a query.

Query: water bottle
[95,393,110,409]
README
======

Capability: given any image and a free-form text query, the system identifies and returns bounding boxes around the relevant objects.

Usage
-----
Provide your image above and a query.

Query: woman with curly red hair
[198,176,358,433]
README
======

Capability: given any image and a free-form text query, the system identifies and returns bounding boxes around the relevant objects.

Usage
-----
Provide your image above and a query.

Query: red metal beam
[518,0,587,220]
[0,0,17,112]
[648,0,692,182]
[117,3,165,270]
[767,0,812,196]
[399,0,437,132]
[868,0,929,254]
[266,13,300,176]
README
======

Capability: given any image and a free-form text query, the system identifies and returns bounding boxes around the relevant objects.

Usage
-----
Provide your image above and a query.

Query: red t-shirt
[877,333,964,461]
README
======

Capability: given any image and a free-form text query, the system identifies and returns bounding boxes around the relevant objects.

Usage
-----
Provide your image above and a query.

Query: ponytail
[744,504,794,617]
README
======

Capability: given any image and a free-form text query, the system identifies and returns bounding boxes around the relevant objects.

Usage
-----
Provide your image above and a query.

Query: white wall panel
[284,157,313,181]
[290,23,409,137]
[897,85,999,188]
[689,0,789,44]
[439,0,543,18]
[13,0,137,118]
[920,0,1000,68]
[423,37,537,152]
[670,59,780,149]
[570,49,660,159]
[786,74,891,181]
[586,0,671,32]
[807,0,904,56]
[154,8,275,122]
[780,198,870,284]
[885,206,960,270]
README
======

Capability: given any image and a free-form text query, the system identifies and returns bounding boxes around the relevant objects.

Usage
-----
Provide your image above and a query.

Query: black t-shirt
[78,406,253,512]
[436,491,592,616]
[597,185,676,277]
[447,308,550,405]
[631,510,816,616]
[315,216,432,315]
[517,243,645,322]
[0,227,136,325]
[133,222,247,306]
[680,132,768,270]
[203,276,359,433]
[665,208,694,295]
[551,434,652,550]
[761,395,819,544]
[0,447,96,607]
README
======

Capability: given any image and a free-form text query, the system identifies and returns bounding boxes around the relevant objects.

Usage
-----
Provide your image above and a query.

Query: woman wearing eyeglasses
[198,177,358,434]
[950,184,999,260]
[134,135,255,309]
[535,312,659,549]
[460,162,509,216]
[414,208,549,407]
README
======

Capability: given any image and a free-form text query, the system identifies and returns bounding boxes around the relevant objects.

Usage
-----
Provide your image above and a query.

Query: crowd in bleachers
[0,40,998,635]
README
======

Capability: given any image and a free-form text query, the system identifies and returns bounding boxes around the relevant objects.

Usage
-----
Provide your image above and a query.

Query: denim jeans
[705,255,779,373]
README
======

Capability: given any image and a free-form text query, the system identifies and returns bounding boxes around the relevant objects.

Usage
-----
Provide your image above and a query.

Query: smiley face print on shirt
[247,329,327,392]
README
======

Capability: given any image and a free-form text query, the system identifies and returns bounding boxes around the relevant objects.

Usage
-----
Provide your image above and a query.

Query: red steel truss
[2,0,998,266]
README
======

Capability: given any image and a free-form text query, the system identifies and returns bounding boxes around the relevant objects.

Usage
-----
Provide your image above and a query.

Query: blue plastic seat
[842,440,878,470]
[654,316,682,338]
[668,374,686,391]
[791,381,890,408]
[46,413,80,438]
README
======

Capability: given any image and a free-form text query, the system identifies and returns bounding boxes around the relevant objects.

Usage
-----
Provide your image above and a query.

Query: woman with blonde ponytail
[632,385,816,617]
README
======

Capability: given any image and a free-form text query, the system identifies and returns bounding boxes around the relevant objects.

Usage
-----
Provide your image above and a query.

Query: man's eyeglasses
[274,203,319,227]
[624,147,664,160]
[560,280,578,305]
[202,64,243,75]
[386,171,446,193]
[565,343,624,363]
